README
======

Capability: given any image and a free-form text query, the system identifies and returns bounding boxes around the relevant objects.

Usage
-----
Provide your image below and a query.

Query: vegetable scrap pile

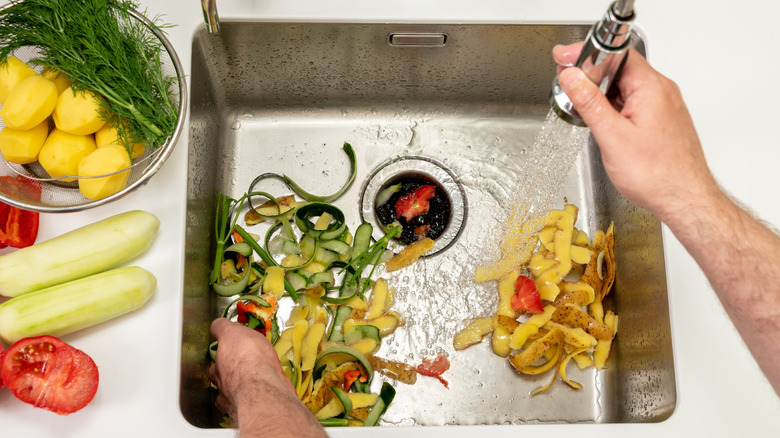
[454,204,617,395]
[209,143,445,427]
[0,0,179,199]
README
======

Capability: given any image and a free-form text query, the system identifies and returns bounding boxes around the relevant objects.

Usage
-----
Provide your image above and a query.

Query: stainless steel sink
[180,21,675,428]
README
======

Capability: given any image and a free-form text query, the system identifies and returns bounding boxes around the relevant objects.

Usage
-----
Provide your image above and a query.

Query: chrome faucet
[550,0,635,126]
[201,0,220,34]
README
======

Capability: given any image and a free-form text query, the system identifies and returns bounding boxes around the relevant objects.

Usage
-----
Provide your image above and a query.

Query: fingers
[610,48,655,99]
[557,66,620,133]
[208,363,219,385]
[210,317,233,340]
[552,42,584,66]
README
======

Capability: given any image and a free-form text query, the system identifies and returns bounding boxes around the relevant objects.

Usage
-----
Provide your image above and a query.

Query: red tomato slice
[511,275,544,314]
[394,185,436,222]
[416,354,451,389]
[1,336,99,415]
[0,343,4,389]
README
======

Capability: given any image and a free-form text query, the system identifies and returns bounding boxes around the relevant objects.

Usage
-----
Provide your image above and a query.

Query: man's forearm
[663,187,780,396]
[235,379,328,438]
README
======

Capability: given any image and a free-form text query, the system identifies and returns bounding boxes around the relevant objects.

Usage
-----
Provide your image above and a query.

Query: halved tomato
[1,335,99,415]
[0,343,4,389]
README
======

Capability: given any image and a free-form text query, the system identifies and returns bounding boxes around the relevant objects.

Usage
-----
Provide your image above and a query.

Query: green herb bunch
[0,0,179,153]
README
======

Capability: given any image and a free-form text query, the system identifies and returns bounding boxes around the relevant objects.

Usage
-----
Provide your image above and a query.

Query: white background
[1,1,779,437]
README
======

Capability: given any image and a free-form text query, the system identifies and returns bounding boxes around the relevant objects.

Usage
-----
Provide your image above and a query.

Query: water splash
[476,110,590,282]
[382,109,594,426]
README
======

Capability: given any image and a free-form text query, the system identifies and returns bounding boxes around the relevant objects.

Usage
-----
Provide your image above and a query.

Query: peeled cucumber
[0,210,159,297]
[0,266,157,344]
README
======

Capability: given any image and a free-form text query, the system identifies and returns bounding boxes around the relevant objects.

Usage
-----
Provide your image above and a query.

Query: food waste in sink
[185,21,674,426]
[455,204,618,395]
[375,175,450,245]
[208,143,458,427]
[207,132,622,426]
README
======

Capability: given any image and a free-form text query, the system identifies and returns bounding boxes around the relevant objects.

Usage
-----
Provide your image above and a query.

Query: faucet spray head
[550,0,636,126]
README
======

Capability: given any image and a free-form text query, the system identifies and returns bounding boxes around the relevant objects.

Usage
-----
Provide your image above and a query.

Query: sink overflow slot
[388,33,448,47]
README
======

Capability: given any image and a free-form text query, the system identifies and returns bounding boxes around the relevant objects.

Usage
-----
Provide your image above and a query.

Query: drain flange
[359,156,467,257]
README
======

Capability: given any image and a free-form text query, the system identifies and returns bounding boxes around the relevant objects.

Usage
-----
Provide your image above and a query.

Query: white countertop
[2,0,779,436]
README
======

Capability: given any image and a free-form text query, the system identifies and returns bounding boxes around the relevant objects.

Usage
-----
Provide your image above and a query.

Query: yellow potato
[77,144,131,199]
[41,67,73,95]
[52,88,106,135]
[95,121,145,159]
[0,56,36,105]
[385,237,435,272]
[453,316,493,351]
[38,128,96,181]
[0,75,58,130]
[551,303,613,340]
[300,322,326,371]
[263,266,286,297]
[365,278,388,320]
[0,120,49,164]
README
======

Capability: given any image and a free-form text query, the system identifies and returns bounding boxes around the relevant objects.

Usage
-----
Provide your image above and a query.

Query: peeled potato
[52,88,106,135]
[95,121,145,159]
[0,120,49,164]
[0,75,58,130]
[77,144,131,199]
[0,56,37,105]
[41,67,73,95]
[38,128,96,181]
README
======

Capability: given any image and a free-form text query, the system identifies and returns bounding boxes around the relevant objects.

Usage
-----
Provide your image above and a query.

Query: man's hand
[553,43,717,226]
[553,43,780,398]
[209,318,327,438]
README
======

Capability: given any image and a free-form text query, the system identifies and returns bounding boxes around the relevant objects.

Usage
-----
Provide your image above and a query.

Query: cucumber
[0,210,159,297]
[285,270,308,291]
[314,345,373,382]
[363,382,396,427]
[0,266,157,344]
[350,222,372,262]
[330,386,353,417]
[328,305,354,342]
[344,325,381,345]
[319,239,351,256]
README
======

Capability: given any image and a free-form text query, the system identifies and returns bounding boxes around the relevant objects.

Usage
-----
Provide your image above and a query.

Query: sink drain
[359,156,467,257]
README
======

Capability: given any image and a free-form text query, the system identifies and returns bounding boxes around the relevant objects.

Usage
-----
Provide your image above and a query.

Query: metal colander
[0,6,186,213]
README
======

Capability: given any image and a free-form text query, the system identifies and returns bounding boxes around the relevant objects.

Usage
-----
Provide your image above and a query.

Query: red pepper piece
[511,275,544,314]
[394,185,436,222]
[236,301,264,331]
[0,176,40,249]
[343,369,362,391]
[416,354,451,389]
[235,300,277,335]
[0,202,9,249]
[3,206,39,248]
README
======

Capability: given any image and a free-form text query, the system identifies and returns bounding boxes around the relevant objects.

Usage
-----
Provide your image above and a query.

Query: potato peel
[458,204,618,395]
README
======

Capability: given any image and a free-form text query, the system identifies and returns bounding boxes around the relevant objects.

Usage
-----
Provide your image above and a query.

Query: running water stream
[477,109,592,281]
[382,109,593,425]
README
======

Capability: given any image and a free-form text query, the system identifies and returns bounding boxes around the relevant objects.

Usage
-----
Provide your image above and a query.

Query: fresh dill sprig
[0,0,179,154]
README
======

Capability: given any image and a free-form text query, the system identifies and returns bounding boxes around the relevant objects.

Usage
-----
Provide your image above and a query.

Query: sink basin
[180,21,675,427]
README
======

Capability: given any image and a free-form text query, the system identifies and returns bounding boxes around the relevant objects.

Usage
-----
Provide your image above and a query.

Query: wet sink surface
[181,22,675,427]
